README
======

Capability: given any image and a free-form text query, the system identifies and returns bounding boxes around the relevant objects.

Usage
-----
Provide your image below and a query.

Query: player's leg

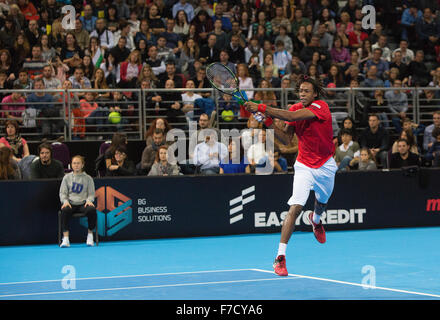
[274,164,313,276]
[309,158,338,243]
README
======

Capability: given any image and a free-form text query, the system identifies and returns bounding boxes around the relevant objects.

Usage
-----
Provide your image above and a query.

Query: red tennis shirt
[285,100,335,168]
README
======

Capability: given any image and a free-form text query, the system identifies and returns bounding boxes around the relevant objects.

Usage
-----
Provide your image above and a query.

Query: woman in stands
[0,120,30,163]
[0,146,21,180]
[148,145,180,176]
[105,145,136,176]
[59,155,97,247]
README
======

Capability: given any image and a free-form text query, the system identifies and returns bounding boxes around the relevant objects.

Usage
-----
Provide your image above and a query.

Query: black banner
[1,168,440,246]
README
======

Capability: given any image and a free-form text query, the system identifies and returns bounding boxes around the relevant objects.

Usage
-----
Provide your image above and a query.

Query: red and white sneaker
[308,212,326,243]
[273,255,288,276]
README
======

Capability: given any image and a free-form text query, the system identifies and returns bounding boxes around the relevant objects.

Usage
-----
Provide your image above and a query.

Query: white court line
[252,269,440,298]
[0,269,256,286]
[0,276,300,298]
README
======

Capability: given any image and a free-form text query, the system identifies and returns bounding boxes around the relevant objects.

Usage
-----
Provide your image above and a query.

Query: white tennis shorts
[287,157,338,206]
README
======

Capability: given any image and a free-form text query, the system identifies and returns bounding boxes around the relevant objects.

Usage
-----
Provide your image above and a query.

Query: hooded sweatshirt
[59,171,95,206]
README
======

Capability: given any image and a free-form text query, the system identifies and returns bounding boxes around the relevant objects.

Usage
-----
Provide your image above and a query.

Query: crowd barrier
[1,86,439,143]
[1,167,439,246]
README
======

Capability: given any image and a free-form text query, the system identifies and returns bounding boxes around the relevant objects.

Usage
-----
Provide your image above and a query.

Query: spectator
[365,48,389,80]
[359,114,390,168]
[157,35,176,63]
[160,19,183,52]
[134,19,155,48]
[41,64,61,90]
[323,64,344,88]
[1,87,26,122]
[60,34,84,69]
[392,128,419,155]
[273,40,292,76]
[348,20,368,49]
[350,147,377,171]
[105,5,120,34]
[400,3,422,44]
[290,8,311,36]
[72,19,90,52]
[192,9,214,45]
[80,91,109,135]
[106,145,135,176]
[0,120,30,163]
[148,144,180,176]
[361,65,385,97]
[22,45,47,79]
[358,38,373,69]
[247,129,273,175]
[330,36,350,69]
[160,79,185,125]
[90,19,114,51]
[79,4,98,33]
[425,127,440,167]
[212,2,232,32]
[344,64,364,86]
[218,49,236,74]
[30,142,64,179]
[389,51,409,85]
[334,128,360,171]
[407,50,431,86]
[174,10,190,39]
[104,132,127,168]
[194,0,214,17]
[254,79,277,108]
[100,51,120,87]
[24,19,41,48]
[158,60,183,88]
[237,63,254,101]
[147,4,166,37]
[172,0,195,23]
[199,34,220,65]
[336,11,354,35]
[119,50,143,88]
[193,129,228,174]
[423,110,440,152]
[315,21,334,51]
[401,117,425,138]
[292,25,310,55]
[392,39,414,65]
[181,79,202,124]
[189,113,211,159]
[219,137,249,174]
[59,155,97,248]
[227,34,245,65]
[146,45,166,76]
[0,146,20,180]
[113,0,130,20]
[113,20,135,52]
[68,66,92,90]
[178,38,199,74]
[415,7,440,55]
[384,79,408,131]
[261,52,278,79]
[92,68,111,100]
[389,138,420,168]
[372,35,392,62]
[39,34,57,64]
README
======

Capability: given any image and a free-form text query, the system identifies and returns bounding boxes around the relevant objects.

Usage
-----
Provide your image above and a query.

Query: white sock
[277,243,287,257]
[313,212,321,224]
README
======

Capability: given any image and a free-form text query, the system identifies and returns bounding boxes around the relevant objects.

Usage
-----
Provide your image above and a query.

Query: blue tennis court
[0,227,439,300]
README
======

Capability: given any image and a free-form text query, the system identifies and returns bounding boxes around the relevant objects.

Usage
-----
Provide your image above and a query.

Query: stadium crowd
[0,0,440,180]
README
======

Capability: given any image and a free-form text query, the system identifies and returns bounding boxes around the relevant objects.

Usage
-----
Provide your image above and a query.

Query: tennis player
[244,75,337,276]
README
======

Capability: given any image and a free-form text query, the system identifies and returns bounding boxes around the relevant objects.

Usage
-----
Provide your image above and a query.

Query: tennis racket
[206,62,264,121]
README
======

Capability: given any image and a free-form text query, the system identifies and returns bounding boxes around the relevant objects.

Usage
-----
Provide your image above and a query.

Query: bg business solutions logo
[80,186,132,236]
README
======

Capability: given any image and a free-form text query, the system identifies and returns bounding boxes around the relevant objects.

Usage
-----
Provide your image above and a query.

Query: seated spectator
[158,60,183,88]
[59,155,97,248]
[41,64,61,90]
[161,18,184,51]
[147,5,166,37]
[181,79,202,124]
[173,0,195,23]
[212,2,232,32]
[392,128,419,155]
[219,137,249,174]
[119,50,143,88]
[400,4,422,44]
[364,48,389,80]
[157,35,176,63]
[113,20,135,51]
[81,55,95,82]
[60,33,84,69]
[26,78,62,139]
[335,116,358,145]
[106,145,135,176]
[145,118,172,147]
[372,35,392,62]
[193,129,228,174]
[92,68,111,100]
[401,117,425,138]
[254,79,277,108]
[415,7,440,55]
[0,146,20,180]
[274,26,293,54]
[389,138,421,169]
[330,36,351,69]
[314,21,334,51]
[361,65,385,97]
[323,64,345,88]
[109,36,131,67]
[178,38,199,75]
[22,45,47,79]
[423,110,440,152]
[392,39,414,65]
[334,128,360,171]
[1,86,26,122]
[359,114,390,168]
[348,20,368,49]
[237,63,254,101]
[0,120,30,163]
[30,142,65,179]
[141,128,167,174]
[273,40,292,76]
[227,34,246,65]
[148,145,180,176]
[80,91,109,135]
[350,147,377,171]
[425,127,440,167]
[199,34,220,65]
[100,52,120,87]
[160,79,185,125]
[384,79,408,130]
[272,148,288,173]
[407,50,431,86]
[174,10,190,39]
[218,49,236,74]
[79,4,98,33]
[68,66,92,91]
[89,18,114,51]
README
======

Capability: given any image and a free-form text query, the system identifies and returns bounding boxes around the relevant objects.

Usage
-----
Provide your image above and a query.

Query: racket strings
[206,63,238,94]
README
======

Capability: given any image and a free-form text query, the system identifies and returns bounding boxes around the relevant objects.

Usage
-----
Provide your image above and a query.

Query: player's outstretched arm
[244,101,316,122]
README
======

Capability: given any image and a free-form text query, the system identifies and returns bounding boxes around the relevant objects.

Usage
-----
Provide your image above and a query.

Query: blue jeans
[338,156,353,171]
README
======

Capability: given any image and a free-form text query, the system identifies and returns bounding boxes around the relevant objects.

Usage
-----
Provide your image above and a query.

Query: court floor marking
[0,268,256,286]
[253,269,440,298]
[0,276,300,298]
